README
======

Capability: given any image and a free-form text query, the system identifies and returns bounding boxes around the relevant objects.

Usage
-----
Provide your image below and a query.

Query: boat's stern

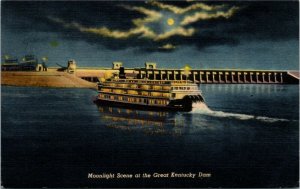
[167,82,206,111]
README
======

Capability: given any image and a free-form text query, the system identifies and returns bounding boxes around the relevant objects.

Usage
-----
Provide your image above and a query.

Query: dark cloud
[178,1,299,50]
[1,1,298,53]
[224,1,299,40]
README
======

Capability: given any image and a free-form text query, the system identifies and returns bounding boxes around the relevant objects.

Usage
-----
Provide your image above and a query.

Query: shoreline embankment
[1,71,98,89]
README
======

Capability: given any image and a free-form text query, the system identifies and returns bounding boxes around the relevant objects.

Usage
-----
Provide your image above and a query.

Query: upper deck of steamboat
[104,78,198,86]
[100,78,200,93]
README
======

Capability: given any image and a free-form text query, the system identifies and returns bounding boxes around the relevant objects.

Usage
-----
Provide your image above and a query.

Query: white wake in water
[190,102,290,123]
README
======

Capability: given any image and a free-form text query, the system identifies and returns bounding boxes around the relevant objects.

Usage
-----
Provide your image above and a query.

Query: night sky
[1,1,299,70]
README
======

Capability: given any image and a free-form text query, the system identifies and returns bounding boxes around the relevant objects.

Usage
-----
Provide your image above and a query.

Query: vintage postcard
[1,0,299,188]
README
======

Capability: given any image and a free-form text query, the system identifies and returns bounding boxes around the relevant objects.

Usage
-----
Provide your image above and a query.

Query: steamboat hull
[94,99,189,112]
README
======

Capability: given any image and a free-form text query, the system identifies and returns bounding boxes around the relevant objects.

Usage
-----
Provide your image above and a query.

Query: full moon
[167,18,175,26]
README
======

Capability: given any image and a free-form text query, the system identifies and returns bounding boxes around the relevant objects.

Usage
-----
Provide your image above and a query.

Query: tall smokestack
[119,66,126,79]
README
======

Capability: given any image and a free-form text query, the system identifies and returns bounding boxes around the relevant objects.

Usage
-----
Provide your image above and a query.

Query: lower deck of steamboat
[97,92,170,106]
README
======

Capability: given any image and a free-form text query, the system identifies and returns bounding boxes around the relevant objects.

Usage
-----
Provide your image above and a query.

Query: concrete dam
[75,62,299,84]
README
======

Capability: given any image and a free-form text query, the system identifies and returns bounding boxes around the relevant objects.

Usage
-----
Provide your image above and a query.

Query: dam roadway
[1,67,299,88]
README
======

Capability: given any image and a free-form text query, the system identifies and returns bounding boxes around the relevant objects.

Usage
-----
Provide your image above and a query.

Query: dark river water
[1,84,299,188]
